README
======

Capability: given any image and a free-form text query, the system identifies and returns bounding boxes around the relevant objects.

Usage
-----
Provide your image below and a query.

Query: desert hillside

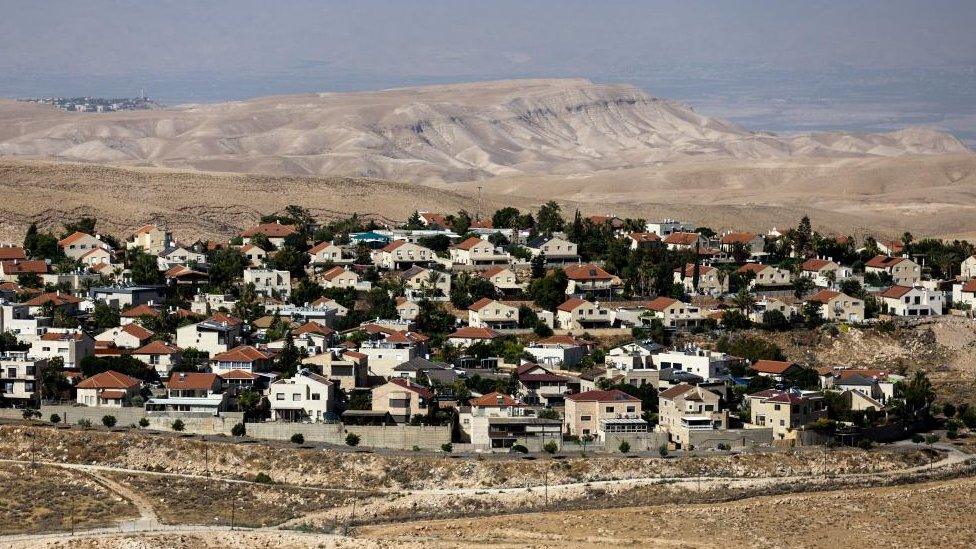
[2,154,976,243]
[0,78,968,183]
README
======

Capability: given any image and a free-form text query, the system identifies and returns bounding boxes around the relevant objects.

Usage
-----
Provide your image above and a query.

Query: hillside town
[0,203,970,453]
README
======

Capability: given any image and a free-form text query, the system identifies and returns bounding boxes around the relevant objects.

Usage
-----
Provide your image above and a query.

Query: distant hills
[0,78,968,183]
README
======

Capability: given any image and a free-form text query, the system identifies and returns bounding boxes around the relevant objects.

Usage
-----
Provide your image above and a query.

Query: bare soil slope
[0,79,966,183]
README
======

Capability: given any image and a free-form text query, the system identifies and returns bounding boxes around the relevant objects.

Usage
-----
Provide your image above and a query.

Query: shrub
[412,445,420,452]
[345,432,360,446]
[101,415,117,428]
[49,414,61,424]
[138,418,150,428]
[943,403,957,418]
[510,444,528,454]
[658,444,669,458]
[543,440,558,454]
[231,423,246,437]
[716,442,730,451]
[911,434,925,444]
[926,434,941,444]
[440,443,453,453]
[857,438,873,450]
[947,429,959,440]
[618,440,631,454]
[290,433,305,444]
[171,419,185,432]
[77,418,92,428]
[254,472,274,484]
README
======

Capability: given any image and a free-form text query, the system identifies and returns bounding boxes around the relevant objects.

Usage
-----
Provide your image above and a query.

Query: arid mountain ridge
[0,78,968,183]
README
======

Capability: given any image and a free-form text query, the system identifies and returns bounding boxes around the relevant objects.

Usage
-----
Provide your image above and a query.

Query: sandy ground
[2,152,976,243]
[356,475,976,548]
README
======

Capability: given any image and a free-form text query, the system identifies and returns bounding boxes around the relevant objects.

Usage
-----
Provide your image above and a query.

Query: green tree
[127,248,163,285]
[536,201,564,235]
[208,247,248,289]
[233,283,265,323]
[92,302,121,331]
[345,432,360,446]
[232,423,246,437]
[618,440,631,453]
[171,419,185,432]
[492,207,520,229]
[101,415,117,428]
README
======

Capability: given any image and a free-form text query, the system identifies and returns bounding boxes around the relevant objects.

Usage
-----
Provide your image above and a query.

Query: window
[311,393,320,401]
[580,415,591,421]
[774,404,781,411]
[626,406,635,413]
[276,393,285,400]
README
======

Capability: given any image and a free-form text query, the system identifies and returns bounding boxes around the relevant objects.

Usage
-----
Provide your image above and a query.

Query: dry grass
[0,463,137,534]
[0,426,930,492]
[358,475,976,548]
[103,472,369,528]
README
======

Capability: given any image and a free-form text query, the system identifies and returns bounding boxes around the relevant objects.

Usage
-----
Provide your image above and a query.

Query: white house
[467,298,519,330]
[268,370,336,422]
[524,335,589,368]
[244,268,292,298]
[877,285,944,316]
[651,346,732,380]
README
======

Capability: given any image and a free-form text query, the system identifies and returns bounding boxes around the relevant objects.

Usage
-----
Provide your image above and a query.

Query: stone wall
[684,427,773,449]
[244,422,451,450]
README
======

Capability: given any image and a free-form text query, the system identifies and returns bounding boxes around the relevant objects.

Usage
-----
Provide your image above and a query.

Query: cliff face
[0,78,968,182]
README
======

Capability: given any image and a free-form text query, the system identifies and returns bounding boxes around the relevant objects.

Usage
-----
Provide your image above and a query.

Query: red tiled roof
[121,304,161,318]
[1,259,49,275]
[40,330,86,341]
[419,212,449,227]
[219,369,258,380]
[208,312,242,326]
[675,263,715,277]
[448,326,501,340]
[865,255,906,269]
[241,223,298,238]
[388,377,433,399]
[879,285,913,299]
[121,323,154,340]
[720,232,758,245]
[165,372,219,390]
[481,266,508,278]
[134,340,182,355]
[0,247,27,261]
[751,360,798,375]
[451,236,486,251]
[380,240,409,252]
[58,231,94,247]
[77,370,141,389]
[659,383,696,399]
[566,389,639,403]
[806,290,841,304]
[628,232,660,243]
[663,232,701,246]
[646,296,678,311]
[467,297,495,312]
[737,263,768,274]
[309,241,336,254]
[294,321,335,337]
[25,292,81,307]
[961,279,976,293]
[564,263,612,281]
[342,350,367,360]
[212,345,271,363]
[801,258,833,271]
[469,392,520,407]
[321,266,351,281]
[557,297,588,312]
[98,389,127,400]
[132,224,159,236]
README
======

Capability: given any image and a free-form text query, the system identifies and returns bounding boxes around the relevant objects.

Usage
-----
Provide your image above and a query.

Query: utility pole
[544,466,549,508]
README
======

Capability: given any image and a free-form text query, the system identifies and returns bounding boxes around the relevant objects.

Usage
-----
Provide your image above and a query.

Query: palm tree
[732,288,756,313]
[824,269,837,289]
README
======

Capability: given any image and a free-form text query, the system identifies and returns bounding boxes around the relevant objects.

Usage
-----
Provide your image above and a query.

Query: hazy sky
[2,0,975,140]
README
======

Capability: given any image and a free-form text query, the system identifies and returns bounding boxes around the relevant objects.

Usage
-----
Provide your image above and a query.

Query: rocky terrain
[358,475,976,548]
[0,79,967,184]
[0,426,928,491]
